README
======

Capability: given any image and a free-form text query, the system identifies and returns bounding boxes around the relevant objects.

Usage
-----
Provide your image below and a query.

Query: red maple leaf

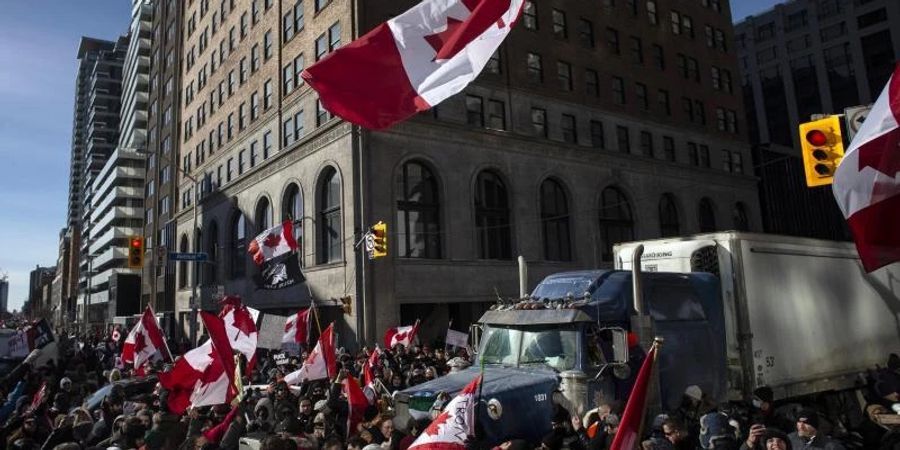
[857,127,900,176]
[231,308,256,340]
[424,412,451,437]
[423,0,511,61]
[263,232,282,248]
[134,331,147,354]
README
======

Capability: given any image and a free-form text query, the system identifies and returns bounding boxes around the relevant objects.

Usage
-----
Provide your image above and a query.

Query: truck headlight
[487,398,503,420]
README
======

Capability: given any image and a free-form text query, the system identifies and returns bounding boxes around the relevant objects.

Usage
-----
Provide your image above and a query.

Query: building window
[630,36,643,64]
[397,161,442,259]
[663,136,675,162]
[466,95,484,127]
[283,183,304,259]
[485,50,502,74]
[315,33,327,60]
[264,79,273,109]
[294,1,305,32]
[264,30,273,59]
[179,235,189,288]
[652,44,665,69]
[487,99,506,130]
[616,125,630,153]
[251,44,260,71]
[283,117,294,146]
[255,197,272,232]
[531,108,547,138]
[552,9,567,39]
[606,27,620,54]
[578,18,594,47]
[732,151,743,173]
[688,142,699,165]
[557,61,572,91]
[699,197,716,232]
[635,83,648,110]
[230,212,246,278]
[585,69,599,96]
[733,202,750,231]
[523,1,537,30]
[700,144,710,167]
[599,186,634,261]
[578,120,600,150]
[526,52,543,83]
[250,141,258,167]
[315,0,330,13]
[659,193,680,237]
[612,76,626,104]
[670,10,681,35]
[317,167,342,264]
[263,130,272,157]
[283,11,294,41]
[205,222,219,284]
[639,130,653,157]
[329,22,341,50]
[475,170,512,260]
[647,0,658,24]
[657,89,670,115]
[540,179,572,261]
[561,114,577,144]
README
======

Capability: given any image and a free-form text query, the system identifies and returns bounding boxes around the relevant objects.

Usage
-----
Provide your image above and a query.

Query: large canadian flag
[343,374,370,436]
[122,305,171,369]
[282,308,311,346]
[384,321,420,349]
[408,375,481,450]
[158,312,237,414]
[833,64,900,272]
[285,323,336,385]
[248,220,298,266]
[302,0,525,130]
[219,295,260,372]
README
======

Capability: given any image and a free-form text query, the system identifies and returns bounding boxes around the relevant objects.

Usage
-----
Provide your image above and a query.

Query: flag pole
[149,303,174,363]
[311,297,323,336]
[445,320,452,354]
[635,338,663,448]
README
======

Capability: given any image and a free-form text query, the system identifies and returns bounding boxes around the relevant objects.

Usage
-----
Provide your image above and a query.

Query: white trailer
[614,232,900,401]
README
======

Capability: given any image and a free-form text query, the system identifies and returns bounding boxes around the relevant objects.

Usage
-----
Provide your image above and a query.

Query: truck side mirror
[603,327,630,365]
[469,324,483,352]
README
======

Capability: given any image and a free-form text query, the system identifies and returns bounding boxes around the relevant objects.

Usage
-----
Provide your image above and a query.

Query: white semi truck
[614,232,900,402]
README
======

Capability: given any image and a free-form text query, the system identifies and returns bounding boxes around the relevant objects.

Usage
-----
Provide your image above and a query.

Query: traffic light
[372,221,388,259]
[798,115,845,187]
[127,236,145,268]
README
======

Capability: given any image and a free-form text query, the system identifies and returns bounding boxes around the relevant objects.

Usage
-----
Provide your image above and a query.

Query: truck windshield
[530,276,593,300]
[479,325,579,371]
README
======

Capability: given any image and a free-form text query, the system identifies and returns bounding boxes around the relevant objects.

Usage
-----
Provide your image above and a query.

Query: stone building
[172,0,758,345]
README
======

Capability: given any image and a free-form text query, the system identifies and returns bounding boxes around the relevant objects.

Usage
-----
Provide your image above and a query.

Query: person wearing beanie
[787,409,845,449]
[748,386,793,436]
[741,425,792,450]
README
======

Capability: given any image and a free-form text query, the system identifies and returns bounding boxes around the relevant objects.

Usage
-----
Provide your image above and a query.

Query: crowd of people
[3,331,900,450]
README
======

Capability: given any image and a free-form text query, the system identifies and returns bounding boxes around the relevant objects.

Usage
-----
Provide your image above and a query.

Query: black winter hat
[753,386,774,404]
[763,428,793,450]
[796,408,819,429]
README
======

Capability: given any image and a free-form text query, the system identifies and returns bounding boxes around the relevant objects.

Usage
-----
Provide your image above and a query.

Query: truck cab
[394,269,725,444]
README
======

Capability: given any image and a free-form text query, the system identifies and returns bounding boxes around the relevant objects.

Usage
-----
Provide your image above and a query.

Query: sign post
[168,252,209,262]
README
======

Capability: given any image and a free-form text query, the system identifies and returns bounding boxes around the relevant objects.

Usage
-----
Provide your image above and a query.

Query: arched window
[178,235,189,289]
[540,179,572,261]
[698,197,716,232]
[205,221,219,284]
[318,167,342,264]
[659,193,680,237]
[474,170,512,259]
[283,183,303,265]
[230,212,247,278]
[255,197,272,233]
[733,202,750,231]
[599,186,634,261]
[397,161,441,258]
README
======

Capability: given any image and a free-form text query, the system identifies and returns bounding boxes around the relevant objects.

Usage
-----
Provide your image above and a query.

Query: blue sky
[0,0,780,312]
[0,2,130,311]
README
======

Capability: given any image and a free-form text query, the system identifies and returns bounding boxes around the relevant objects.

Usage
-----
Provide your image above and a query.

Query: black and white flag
[254,252,305,290]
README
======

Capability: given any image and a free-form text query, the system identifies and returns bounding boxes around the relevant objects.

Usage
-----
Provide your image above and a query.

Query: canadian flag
[343,374,371,436]
[384,322,419,349]
[219,295,260,372]
[302,0,525,130]
[158,312,237,414]
[285,323,337,385]
[122,305,171,370]
[247,220,299,266]
[833,64,900,272]
[282,308,311,346]
[362,358,378,404]
[408,375,481,450]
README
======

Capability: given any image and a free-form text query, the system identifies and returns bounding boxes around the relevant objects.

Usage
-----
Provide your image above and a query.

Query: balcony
[93,206,142,234]
[89,225,142,255]
[92,246,127,270]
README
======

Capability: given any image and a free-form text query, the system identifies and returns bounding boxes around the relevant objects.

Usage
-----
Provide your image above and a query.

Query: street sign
[844,105,872,142]
[168,252,209,262]
[364,233,375,260]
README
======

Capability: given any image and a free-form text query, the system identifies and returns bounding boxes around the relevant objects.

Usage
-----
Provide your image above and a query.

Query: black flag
[254,252,305,290]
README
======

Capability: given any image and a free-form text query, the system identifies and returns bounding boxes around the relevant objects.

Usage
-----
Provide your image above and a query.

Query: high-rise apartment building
[80,0,154,325]
[143,0,185,319]
[735,0,899,240]
[0,277,8,315]
[173,0,758,344]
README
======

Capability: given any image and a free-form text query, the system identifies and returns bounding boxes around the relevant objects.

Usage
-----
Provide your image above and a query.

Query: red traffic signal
[130,238,143,248]
[805,129,828,147]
